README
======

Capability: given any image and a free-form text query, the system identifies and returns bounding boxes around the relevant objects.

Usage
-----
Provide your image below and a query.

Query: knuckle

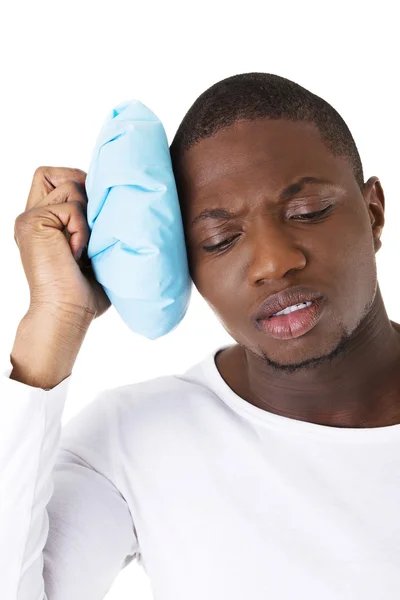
[33,166,48,179]
[69,199,84,212]
[14,213,33,241]
[62,179,87,200]
[73,168,87,177]
[67,201,89,226]
[65,179,81,192]
[14,212,29,228]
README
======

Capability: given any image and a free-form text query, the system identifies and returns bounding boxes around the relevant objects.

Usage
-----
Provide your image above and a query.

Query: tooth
[272,301,312,317]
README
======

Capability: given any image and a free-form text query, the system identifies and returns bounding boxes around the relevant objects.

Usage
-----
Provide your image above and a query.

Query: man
[170,71,400,428]
[3,72,400,600]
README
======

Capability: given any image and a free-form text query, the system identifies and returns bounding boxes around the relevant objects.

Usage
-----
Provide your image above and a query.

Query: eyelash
[202,205,333,253]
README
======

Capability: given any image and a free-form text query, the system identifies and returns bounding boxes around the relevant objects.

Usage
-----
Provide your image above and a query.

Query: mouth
[253,286,323,321]
[256,297,325,340]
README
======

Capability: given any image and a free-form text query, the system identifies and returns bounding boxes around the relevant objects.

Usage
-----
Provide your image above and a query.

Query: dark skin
[175,117,400,428]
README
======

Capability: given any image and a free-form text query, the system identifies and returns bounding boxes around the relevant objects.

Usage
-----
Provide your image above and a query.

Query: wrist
[28,300,96,328]
[9,308,94,389]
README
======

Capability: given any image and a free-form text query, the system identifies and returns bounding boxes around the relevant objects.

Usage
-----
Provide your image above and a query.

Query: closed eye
[202,205,333,253]
[291,206,332,221]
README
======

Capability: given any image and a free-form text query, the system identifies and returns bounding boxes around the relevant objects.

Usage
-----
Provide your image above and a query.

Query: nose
[247,221,307,284]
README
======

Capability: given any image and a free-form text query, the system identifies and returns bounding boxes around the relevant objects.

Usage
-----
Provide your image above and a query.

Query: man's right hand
[10,167,112,389]
[14,166,111,320]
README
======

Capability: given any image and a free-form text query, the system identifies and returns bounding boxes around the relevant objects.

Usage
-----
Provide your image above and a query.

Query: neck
[242,290,400,428]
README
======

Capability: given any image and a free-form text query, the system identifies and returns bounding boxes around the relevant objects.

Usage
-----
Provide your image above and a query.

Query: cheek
[340,204,376,275]
[195,260,243,326]
[324,209,377,316]
[347,232,377,296]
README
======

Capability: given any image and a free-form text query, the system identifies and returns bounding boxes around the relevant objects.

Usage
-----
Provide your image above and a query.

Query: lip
[253,285,323,321]
[256,297,325,339]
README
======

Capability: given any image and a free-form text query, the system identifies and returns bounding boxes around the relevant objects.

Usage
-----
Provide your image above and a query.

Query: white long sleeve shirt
[2,343,400,599]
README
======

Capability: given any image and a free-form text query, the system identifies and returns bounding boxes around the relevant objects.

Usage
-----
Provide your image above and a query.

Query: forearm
[9,306,94,389]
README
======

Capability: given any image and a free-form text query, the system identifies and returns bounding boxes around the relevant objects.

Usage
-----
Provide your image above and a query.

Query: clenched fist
[14,166,111,320]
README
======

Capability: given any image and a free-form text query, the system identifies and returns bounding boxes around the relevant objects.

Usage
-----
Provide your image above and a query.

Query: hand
[14,166,111,320]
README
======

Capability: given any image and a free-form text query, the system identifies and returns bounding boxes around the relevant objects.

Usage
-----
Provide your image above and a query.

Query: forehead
[177,118,352,201]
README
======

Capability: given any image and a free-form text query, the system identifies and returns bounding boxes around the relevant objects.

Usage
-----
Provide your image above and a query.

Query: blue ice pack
[85,100,192,339]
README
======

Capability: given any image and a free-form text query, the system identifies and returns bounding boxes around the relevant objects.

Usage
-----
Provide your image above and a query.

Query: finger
[33,180,88,211]
[26,166,87,211]
[22,200,90,260]
[51,201,90,258]
[34,180,89,248]
[21,181,89,257]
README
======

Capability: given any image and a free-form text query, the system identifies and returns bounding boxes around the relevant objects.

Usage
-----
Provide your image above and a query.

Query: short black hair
[169,72,364,191]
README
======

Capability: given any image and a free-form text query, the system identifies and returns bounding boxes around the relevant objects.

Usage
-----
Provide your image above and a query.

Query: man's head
[169,73,385,372]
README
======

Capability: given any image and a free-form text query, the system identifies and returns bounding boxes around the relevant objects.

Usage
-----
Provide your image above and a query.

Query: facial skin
[174,117,400,428]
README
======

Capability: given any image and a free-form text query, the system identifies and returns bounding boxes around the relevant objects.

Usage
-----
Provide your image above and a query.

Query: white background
[1,1,399,597]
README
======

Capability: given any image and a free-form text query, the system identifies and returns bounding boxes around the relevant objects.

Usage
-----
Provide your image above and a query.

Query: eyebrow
[191,176,334,227]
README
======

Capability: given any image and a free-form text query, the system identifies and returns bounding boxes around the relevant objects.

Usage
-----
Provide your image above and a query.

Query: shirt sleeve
[0,357,140,600]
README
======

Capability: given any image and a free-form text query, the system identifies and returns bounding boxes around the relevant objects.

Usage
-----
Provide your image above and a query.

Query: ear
[363,176,385,253]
